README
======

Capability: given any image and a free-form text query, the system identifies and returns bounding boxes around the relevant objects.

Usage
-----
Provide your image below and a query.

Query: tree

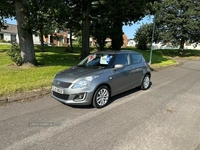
[81,0,91,59]
[1,0,160,64]
[64,15,81,52]
[14,0,37,66]
[155,0,200,52]
[134,23,160,50]
[90,19,109,51]
[90,0,160,51]
[66,0,160,58]
[1,0,69,65]
[103,0,159,50]
[90,1,110,51]
[62,0,92,59]
[0,0,15,30]
[27,0,67,52]
[0,0,38,66]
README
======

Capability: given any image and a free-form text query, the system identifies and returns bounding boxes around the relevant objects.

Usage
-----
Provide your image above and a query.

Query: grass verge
[0,45,80,97]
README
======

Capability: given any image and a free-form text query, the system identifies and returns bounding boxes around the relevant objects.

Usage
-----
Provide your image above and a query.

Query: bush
[0,39,8,43]
[136,40,148,50]
[7,42,22,66]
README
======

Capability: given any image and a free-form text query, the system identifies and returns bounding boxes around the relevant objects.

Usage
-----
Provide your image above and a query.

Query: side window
[113,54,129,66]
[131,54,142,64]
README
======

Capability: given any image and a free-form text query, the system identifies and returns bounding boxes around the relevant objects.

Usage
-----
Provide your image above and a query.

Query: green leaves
[0,0,15,29]
[155,0,200,49]
[134,23,157,50]
[7,42,23,66]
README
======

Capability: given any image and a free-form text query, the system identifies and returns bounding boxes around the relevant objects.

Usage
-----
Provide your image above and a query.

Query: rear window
[131,54,142,64]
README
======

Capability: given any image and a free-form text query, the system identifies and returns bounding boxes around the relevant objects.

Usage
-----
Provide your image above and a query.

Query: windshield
[78,53,114,68]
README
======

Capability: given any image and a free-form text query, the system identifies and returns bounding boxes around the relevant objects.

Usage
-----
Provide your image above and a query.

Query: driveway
[0,59,200,150]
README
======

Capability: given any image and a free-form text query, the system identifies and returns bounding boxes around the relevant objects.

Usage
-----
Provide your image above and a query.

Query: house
[44,29,76,46]
[0,24,40,44]
[122,34,128,48]
[0,24,18,42]
[127,39,136,47]
[0,24,75,46]
[90,33,128,48]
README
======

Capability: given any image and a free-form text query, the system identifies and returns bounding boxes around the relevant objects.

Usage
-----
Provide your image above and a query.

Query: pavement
[0,87,51,105]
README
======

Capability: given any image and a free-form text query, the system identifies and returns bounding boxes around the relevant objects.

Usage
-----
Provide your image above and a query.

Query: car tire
[92,85,110,108]
[140,74,150,90]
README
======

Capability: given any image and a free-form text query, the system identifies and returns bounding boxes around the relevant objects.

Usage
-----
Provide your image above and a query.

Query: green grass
[0,45,80,97]
[0,44,199,97]
[149,49,200,68]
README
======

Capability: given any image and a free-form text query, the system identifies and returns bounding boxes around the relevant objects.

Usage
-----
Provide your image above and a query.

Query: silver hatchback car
[51,50,151,108]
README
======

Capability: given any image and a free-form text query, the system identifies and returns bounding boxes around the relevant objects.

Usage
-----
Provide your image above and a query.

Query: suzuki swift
[51,50,151,108]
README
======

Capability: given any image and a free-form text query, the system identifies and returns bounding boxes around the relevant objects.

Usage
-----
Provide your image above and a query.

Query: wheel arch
[96,83,111,93]
[92,83,112,99]
[146,72,151,78]
[140,72,151,90]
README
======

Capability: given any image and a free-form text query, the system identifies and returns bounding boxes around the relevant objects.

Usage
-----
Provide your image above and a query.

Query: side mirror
[113,64,124,70]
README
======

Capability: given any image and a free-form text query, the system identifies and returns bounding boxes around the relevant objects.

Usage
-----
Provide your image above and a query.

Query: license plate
[52,86,64,94]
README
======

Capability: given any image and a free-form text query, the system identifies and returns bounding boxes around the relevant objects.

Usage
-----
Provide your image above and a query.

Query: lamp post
[149,15,156,65]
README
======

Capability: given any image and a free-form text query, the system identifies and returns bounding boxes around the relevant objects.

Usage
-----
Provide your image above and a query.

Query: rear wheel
[140,74,150,90]
[92,85,110,108]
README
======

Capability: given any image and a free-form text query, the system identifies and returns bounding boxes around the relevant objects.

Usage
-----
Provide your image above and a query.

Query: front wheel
[92,85,110,108]
[140,74,150,90]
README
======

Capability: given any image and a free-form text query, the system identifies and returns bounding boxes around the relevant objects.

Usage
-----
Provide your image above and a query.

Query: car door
[130,53,144,87]
[109,54,133,95]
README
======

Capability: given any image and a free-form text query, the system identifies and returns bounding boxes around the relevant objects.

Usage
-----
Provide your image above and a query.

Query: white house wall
[127,40,136,47]
[3,33,11,41]
[32,35,40,45]
[2,30,46,45]
[16,34,19,43]
[14,34,41,45]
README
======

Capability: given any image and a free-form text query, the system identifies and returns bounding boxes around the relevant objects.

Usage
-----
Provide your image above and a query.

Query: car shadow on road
[107,87,140,105]
[107,82,153,107]
[67,88,141,109]
[67,82,152,109]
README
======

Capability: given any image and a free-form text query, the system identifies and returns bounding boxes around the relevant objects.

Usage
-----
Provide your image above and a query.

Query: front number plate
[52,86,64,94]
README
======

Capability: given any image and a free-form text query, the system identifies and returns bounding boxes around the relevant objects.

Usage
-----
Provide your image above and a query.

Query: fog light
[74,93,86,101]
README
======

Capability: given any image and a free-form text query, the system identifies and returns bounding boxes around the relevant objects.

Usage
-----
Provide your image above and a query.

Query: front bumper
[51,87,94,106]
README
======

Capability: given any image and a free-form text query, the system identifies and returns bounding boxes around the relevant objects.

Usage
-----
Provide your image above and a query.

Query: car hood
[54,66,104,82]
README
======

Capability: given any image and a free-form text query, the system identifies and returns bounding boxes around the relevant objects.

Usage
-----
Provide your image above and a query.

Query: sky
[123,16,153,39]
[6,16,153,39]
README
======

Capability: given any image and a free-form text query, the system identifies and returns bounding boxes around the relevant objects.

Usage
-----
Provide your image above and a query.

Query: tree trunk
[69,28,73,51]
[81,0,91,59]
[14,0,37,66]
[179,38,185,54]
[111,21,123,50]
[40,27,45,52]
[97,36,106,51]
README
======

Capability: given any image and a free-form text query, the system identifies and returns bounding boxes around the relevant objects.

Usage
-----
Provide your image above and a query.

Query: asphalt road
[0,59,200,150]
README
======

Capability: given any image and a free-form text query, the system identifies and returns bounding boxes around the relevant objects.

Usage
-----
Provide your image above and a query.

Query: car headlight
[72,75,99,89]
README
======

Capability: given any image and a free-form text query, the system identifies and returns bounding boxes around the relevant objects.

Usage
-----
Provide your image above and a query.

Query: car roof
[94,50,141,55]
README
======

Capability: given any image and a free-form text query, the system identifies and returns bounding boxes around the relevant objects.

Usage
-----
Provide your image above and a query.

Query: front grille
[53,91,69,100]
[54,80,71,88]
